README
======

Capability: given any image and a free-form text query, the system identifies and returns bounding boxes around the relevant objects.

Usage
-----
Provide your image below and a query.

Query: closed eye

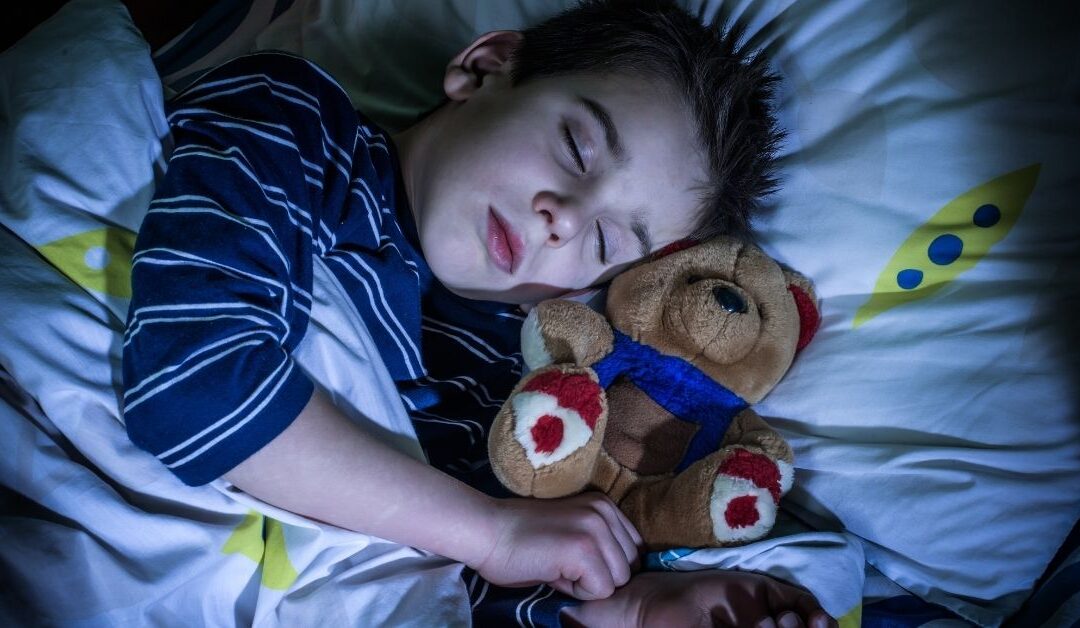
[596,220,607,264]
[563,124,586,174]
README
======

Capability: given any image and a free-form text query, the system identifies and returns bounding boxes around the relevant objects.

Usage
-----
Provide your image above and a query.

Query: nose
[533,190,587,246]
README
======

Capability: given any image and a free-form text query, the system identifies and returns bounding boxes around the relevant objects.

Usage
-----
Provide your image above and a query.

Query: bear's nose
[713,286,747,313]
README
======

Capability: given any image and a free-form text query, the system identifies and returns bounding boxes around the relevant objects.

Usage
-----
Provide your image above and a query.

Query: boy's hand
[561,570,839,628]
[472,492,643,600]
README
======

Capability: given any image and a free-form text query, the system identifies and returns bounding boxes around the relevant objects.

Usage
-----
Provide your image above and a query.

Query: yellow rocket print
[853,164,1040,328]
[34,227,136,298]
[222,510,299,590]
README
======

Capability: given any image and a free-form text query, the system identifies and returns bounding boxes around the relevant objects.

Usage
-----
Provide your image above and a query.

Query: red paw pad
[512,369,604,469]
[521,370,603,429]
[717,449,782,502]
[531,414,565,454]
[724,494,761,528]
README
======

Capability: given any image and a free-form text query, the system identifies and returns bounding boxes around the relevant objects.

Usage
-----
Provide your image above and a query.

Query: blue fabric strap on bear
[591,329,749,473]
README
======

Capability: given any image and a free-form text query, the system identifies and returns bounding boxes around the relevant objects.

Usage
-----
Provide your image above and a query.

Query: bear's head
[604,236,819,402]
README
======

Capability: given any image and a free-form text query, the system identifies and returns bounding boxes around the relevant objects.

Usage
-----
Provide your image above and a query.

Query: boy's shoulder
[173,51,400,169]
[178,51,358,120]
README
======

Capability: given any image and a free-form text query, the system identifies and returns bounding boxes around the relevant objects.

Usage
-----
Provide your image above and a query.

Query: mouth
[487,207,524,275]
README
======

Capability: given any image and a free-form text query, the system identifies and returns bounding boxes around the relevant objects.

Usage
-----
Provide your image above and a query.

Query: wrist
[410,488,506,570]
[459,494,506,570]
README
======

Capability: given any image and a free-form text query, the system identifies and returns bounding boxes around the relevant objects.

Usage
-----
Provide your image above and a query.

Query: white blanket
[0,2,467,625]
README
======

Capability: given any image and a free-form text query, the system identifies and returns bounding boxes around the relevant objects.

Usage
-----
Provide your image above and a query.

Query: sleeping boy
[122,0,835,625]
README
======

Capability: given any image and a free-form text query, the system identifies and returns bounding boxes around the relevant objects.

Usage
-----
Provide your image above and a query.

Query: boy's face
[396,33,707,304]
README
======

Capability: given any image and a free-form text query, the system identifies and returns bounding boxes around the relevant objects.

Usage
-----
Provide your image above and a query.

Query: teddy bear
[488,236,820,550]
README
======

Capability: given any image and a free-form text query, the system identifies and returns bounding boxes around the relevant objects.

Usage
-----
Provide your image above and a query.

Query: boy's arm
[122,54,330,485]
[225,387,640,599]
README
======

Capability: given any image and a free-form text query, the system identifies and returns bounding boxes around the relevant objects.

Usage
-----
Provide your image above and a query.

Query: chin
[428,262,499,302]
[448,287,509,304]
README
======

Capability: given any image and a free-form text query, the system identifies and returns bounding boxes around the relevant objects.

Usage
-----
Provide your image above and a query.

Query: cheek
[428,118,509,193]
[536,248,608,292]
[469,108,553,183]
[485,147,547,197]
[421,224,480,285]
[436,143,531,216]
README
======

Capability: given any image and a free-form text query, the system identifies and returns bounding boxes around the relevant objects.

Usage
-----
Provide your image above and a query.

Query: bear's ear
[781,266,820,352]
[649,238,700,261]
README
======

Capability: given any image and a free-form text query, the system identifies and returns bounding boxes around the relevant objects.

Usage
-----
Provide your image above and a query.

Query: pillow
[255,0,577,131]
[252,0,1080,624]
[750,1,1080,624]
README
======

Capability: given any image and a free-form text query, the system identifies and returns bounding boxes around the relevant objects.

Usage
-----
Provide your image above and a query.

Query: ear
[649,238,700,261]
[444,30,524,102]
[781,266,821,352]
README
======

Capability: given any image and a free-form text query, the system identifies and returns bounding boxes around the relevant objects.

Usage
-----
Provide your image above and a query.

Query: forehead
[543,72,708,245]
[524,70,699,148]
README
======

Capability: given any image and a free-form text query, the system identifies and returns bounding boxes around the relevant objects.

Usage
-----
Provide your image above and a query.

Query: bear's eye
[712,286,747,314]
[687,274,705,284]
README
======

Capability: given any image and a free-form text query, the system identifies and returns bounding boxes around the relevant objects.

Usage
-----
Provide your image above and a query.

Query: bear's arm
[521,300,614,369]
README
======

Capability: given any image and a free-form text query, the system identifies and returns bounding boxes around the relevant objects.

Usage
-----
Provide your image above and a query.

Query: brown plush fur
[489,236,819,549]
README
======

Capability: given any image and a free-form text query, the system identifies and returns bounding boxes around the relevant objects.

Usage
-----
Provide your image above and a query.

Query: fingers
[572,578,610,601]
[550,578,576,598]
[807,610,838,628]
[778,610,837,628]
[575,493,640,592]
[762,575,836,628]
[780,587,834,628]
[588,517,632,592]
[594,531,631,594]
[567,546,619,600]
[588,492,643,569]
[551,576,621,606]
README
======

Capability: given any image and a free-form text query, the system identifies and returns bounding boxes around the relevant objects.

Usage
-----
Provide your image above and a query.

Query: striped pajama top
[122,52,524,488]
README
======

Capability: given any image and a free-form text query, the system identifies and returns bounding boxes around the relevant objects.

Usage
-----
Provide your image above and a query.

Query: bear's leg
[618,447,782,550]
[722,408,795,496]
[487,365,608,498]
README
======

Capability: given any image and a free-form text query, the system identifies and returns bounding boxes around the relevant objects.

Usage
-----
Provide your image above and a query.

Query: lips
[487,207,524,274]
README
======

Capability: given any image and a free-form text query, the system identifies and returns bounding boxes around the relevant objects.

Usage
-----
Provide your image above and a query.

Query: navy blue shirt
[124,52,433,485]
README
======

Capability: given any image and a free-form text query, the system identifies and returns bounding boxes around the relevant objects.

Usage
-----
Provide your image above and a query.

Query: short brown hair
[510,0,783,241]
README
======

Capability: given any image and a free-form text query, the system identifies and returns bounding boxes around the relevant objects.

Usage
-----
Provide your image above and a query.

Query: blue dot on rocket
[973,204,1001,228]
[928,234,963,265]
[897,268,923,289]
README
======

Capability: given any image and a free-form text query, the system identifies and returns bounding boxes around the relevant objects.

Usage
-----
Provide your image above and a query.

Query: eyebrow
[577,95,626,164]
